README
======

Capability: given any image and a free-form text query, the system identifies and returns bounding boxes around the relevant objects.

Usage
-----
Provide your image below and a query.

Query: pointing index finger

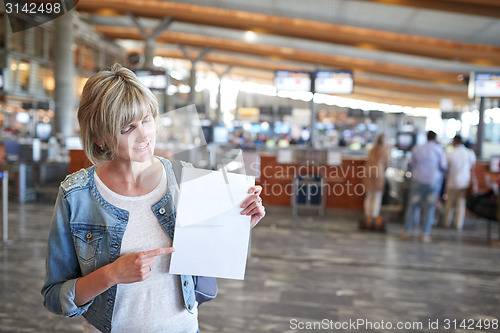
[142,247,175,258]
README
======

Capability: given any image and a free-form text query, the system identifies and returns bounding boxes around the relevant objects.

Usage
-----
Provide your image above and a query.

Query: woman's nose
[137,124,148,140]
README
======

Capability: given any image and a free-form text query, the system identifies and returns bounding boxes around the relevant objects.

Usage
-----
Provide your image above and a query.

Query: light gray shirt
[83,164,198,333]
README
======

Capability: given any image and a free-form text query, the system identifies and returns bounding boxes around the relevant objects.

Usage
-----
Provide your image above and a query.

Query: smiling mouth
[135,142,150,150]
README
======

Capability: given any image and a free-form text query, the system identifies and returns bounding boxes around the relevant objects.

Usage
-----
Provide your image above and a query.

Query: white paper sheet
[169,167,255,280]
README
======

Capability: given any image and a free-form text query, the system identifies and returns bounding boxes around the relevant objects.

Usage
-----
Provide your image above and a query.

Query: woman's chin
[129,150,155,163]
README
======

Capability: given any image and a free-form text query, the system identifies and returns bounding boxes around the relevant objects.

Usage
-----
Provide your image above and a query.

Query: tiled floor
[1,202,499,333]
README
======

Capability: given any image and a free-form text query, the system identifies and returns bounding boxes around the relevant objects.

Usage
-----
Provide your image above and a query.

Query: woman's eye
[121,127,132,134]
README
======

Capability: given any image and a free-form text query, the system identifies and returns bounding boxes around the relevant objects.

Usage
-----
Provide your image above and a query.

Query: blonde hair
[77,64,159,165]
[375,133,386,146]
[368,134,386,161]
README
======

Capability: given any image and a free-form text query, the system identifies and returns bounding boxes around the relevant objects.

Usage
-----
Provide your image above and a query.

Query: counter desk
[259,153,366,210]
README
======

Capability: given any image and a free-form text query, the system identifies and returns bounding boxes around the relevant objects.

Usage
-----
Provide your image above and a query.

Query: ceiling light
[244,31,257,43]
[153,56,164,68]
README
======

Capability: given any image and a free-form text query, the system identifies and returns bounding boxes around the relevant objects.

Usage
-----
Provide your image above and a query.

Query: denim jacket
[41,157,196,333]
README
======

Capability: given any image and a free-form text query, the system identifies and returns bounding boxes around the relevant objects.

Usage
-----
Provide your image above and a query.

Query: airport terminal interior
[1,0,500,332]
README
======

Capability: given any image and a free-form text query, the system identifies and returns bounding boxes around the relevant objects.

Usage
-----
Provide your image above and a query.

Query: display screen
[35,123,52,140]
[213,126,229,144]
[274,71,311,92]
[396,132,415,151]
[134,70,168,90]
[315,70,353,94]
[469,72,500,98]
[274,121,290,134]
[16,112,30,124]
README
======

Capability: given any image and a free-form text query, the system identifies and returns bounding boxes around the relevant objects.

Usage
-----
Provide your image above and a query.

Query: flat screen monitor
[314,70,353,94]
[274,71,311,92]
[274,121,290,134]
[134,70,168,90]
[213,126,229,144]
[396,132,415,151]
[441,111,461,119]
[35,123,52,140]
[16,112,30,124]
[369,110,384,119]
[468,72,500,98]
[278,106,292,116]
[259,106,274,116]
[348,108,365,118]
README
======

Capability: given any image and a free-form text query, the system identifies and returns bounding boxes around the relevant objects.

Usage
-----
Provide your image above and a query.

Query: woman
[41,64,265,333]
[363,134,389,229]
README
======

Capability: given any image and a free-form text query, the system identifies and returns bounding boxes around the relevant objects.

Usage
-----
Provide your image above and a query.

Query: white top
[446,144,476,190]
[83,164,198,333]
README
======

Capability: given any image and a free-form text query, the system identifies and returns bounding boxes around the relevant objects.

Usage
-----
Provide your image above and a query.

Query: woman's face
[116,112,156,164]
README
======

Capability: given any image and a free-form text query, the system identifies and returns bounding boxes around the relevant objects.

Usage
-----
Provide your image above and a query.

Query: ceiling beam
[76,0,500,66]
[353,76,466,98]
[150,48,310,73]
[195,65,445,108]
[150,48,467,99]
[355,0,500,19]
[95,26,466,86]
[353,86,467,107]
[140,48,469,108]
[337,91,443,109]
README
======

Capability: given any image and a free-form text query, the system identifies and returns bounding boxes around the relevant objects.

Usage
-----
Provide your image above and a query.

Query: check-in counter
[259,152,366,210]
[69,147,366,210]
[472,160,500,193]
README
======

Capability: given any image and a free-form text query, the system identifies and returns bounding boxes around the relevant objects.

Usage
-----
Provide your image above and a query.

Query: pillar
[188,65,197,105]
[53,10,74,138]
[144,39,155,69]
[475,97,486,159]
[309,72,317,147]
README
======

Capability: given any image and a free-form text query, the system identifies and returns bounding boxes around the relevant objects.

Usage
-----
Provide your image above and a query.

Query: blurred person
[402,131,447,243]
[363,134,390,229]
[41,64,265,333]
[442,135,476,230]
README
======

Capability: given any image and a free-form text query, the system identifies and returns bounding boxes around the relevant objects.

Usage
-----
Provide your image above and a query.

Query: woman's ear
[93,138,105,149]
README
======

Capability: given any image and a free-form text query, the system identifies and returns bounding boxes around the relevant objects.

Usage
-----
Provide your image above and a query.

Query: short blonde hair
[77,63,159,165]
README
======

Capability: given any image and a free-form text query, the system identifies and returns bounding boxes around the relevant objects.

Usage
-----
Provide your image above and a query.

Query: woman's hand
[109,247,175,284]
[74,247,175,306]
[240,185,265,228]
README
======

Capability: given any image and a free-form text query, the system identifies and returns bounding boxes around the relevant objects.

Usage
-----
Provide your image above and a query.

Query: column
[309,71,317,147]
[180,47,210,106]
[144,39,155,69]
[475,97,486,159]
[53,10,74,138]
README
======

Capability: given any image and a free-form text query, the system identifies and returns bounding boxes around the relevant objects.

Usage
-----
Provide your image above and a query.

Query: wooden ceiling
[355,0,500,19]
[76,0,500,109]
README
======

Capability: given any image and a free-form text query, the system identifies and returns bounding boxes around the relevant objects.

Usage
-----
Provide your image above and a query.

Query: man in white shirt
[442,135,476,230]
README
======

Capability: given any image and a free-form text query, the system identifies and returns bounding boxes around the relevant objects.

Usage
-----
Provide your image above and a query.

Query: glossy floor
[1,203,499,333]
